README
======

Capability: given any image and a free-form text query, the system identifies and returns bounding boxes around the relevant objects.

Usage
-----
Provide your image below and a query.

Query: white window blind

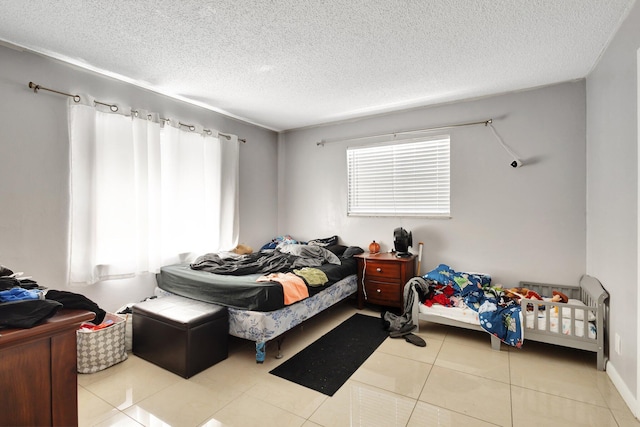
[346,136,450,217]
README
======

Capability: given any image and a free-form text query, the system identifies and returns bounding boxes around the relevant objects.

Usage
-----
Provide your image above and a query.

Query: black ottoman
[132,296,228,378]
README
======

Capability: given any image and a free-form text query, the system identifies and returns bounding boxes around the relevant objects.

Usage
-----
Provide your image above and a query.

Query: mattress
[418,303,480,325]
[228,274,358,344]
[157,257,357,312]
[524,312,596,339]
[154,273,358,360]
[419,303,596,340]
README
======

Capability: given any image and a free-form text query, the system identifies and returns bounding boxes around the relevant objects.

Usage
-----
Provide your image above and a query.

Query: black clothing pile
[0,264,105,329]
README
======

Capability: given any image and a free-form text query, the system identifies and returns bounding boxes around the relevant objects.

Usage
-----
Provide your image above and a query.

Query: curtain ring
[110,104,119,113]
[73,95,81,103]
[179,121,195,131]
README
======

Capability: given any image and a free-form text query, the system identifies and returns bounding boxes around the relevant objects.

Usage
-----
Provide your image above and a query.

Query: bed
[409,272,609,371]
[156,241,363,362]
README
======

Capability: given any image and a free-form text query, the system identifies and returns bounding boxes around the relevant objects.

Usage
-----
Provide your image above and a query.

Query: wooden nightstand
[355,252,416,309]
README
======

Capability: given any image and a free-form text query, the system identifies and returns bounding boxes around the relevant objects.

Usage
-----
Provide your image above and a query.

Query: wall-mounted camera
[510,159,523,168]
[488,122,524,170]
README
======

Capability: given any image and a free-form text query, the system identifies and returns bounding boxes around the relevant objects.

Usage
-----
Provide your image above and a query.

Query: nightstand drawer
[364,261,401,280]
[364,281,402,305]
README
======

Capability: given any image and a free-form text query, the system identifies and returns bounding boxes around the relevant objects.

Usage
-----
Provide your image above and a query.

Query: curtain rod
[27,81,246,143]
[316,119,493,146]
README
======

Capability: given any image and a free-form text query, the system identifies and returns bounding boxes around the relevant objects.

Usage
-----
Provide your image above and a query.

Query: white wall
[0,45,279,312]
[586,0,640,408]
[280,81,587,288]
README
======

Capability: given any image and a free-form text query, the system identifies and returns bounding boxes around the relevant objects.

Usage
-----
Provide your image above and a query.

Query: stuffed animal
[232,243,253,255]
[551,290,568,303]
[504,287,542,301]
[523,290,542,300]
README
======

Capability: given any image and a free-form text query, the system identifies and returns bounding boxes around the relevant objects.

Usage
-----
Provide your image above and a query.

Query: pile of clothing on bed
[191,235,363,276]
[192,242,341,275]
[188,235,364,306]
[420,264,524,347]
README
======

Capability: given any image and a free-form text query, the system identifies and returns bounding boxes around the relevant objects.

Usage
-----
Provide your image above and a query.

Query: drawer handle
[376,289,381,293]
[376,268,382,272]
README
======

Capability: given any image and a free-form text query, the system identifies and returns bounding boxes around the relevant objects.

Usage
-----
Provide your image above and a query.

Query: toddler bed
[155,239,363,362]
[410,273,608,370]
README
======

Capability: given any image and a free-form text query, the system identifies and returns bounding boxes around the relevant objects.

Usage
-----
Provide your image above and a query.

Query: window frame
[346,134,451,218]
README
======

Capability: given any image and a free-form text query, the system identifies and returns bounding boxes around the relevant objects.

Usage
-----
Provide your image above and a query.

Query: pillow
[0,265,14,277]
[325,244,348,256]
[343,246,364,258]
[278,244,341,265]
[307,235,338,247]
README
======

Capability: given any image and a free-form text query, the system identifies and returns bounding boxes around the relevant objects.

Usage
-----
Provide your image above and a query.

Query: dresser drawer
[364,280,402,305]
[364,261,401,280]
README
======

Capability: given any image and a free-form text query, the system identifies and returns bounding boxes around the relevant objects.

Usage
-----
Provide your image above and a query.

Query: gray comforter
[190,245,340,276]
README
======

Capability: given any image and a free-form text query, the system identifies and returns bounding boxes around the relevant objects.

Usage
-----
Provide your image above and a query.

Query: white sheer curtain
[68,97,239,285]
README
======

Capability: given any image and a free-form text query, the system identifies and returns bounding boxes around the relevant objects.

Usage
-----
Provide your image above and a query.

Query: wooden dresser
[0,309,95,427]
[355,252,416,310]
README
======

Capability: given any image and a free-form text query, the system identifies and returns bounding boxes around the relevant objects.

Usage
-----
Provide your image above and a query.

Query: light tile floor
[78,301,639,427]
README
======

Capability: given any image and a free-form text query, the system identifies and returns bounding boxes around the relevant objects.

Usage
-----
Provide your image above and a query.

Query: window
[346,136,450,217]
[68,101,239,284]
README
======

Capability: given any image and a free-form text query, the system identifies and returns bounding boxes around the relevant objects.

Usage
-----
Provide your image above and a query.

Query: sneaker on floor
[404,333,426,347]
[389,323,417,338]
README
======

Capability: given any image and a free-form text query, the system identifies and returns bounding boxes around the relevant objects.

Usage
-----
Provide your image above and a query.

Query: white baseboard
[607,361,639,418]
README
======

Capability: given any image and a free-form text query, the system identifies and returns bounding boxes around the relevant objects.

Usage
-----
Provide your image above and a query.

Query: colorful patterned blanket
[423,264,523,347]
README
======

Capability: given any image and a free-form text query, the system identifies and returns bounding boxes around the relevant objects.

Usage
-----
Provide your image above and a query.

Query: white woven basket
[77,313,128,374]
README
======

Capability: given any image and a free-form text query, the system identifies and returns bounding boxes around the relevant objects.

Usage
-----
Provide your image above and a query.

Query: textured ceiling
[0,0,635,131]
